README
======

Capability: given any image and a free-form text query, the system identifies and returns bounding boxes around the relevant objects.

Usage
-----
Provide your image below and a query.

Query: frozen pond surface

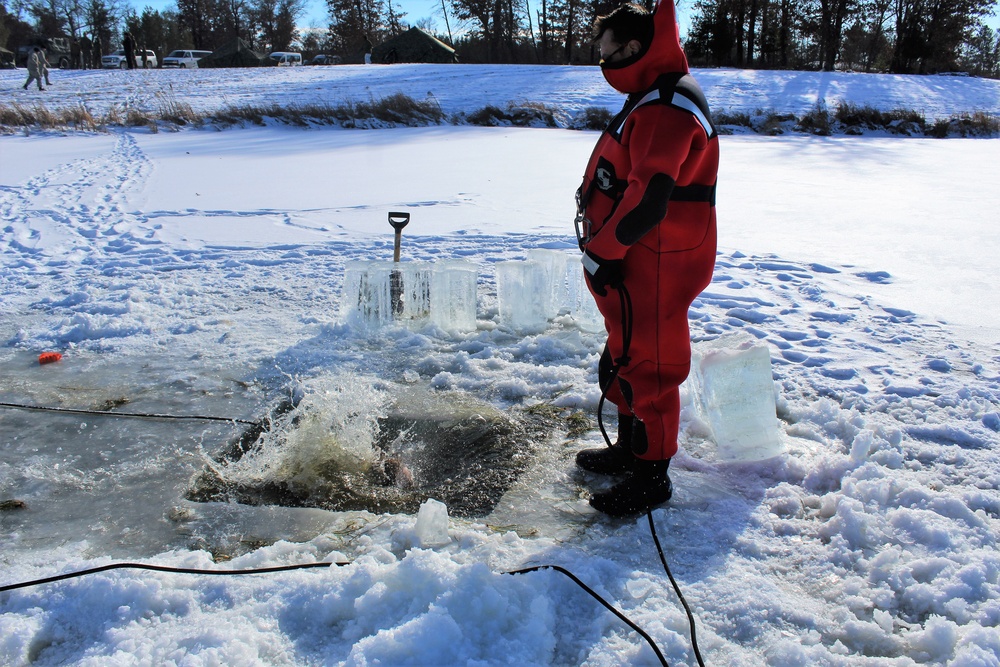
[1,345,264,558]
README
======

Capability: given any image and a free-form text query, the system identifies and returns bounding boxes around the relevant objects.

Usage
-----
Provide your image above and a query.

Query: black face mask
[600,44,626,65]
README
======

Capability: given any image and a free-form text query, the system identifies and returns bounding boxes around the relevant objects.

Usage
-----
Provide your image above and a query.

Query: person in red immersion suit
[575,0,719,516]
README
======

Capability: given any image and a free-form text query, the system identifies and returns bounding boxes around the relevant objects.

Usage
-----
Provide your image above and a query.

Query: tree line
[685,0,999,75]
[1,0,308,63]
[2,0,997,76]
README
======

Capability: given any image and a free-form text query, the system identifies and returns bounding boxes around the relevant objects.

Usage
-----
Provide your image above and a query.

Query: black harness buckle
[574,187,592,251]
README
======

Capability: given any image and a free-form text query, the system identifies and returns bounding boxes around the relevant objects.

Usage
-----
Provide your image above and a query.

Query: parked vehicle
[102,49,158,69]
[16,37,72,68]
[269,52,302,66]
[308,54,341,65]
[162,50,212,68]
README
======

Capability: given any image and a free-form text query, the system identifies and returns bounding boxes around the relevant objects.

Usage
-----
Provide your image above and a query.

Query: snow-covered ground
[1,65,999,666]
[5,63,1000,121]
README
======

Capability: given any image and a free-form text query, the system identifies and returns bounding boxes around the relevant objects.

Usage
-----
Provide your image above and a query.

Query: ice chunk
[526,249,570,319]
[343,260,432,328]
[687,333,785,461]
[567,265,603,333]
[495,260,551,333]
[430,260,478,332]
[414,498,451,547]
[393,262,432,320]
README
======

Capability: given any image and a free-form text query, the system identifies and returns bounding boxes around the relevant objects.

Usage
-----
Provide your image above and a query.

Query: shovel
[388,212,410,316]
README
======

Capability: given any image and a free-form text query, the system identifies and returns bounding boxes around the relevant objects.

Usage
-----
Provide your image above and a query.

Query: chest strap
[610,73,717,141]
[669,183,716,206]
[579,173,716,209]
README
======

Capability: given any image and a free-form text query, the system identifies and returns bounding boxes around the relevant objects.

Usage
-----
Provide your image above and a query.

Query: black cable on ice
[647,511,706,667]
[505,564,669,667]
[0,401,258,426]
[0,561,344,593]
[2,558,671,664]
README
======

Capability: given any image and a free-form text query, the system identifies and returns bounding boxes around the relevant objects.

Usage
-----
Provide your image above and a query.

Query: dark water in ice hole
[186,391,557,518]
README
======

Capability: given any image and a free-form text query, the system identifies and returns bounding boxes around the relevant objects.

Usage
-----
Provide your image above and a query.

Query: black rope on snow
[0,561,344,594]
[505,564,669,667]
[647,512,706,667]
[0,401,258,426]
[0,551,692,663]
[1,559,671,664]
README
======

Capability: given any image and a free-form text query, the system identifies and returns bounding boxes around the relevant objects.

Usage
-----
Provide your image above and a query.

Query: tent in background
[198,39,267,68]
[371,28,458,64]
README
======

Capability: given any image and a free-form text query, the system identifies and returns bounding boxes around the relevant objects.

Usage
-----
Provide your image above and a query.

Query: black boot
[576,414,635,475]
[590,458,672,517]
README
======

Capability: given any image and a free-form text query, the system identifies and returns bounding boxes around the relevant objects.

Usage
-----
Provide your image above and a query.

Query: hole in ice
[185,379,555,518]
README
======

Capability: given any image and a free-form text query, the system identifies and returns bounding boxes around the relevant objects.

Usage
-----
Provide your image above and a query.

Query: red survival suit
[577,0,718,461]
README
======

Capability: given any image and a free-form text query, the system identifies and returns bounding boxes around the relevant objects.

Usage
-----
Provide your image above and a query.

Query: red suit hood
[600,0,689,94]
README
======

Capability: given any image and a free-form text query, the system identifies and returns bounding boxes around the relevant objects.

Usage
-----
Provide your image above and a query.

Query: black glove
[582,249,624,297]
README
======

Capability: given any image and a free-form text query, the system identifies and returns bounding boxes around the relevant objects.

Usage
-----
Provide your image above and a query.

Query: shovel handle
[388,212,410,231]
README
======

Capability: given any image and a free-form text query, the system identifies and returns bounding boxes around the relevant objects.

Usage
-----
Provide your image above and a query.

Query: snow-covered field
[1,65,999,666]
[6,63,1000,120]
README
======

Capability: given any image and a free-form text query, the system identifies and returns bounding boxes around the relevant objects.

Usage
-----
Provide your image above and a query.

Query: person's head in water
[593,3,654,65]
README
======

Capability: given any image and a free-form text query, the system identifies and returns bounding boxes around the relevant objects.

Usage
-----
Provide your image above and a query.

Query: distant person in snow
[79,34,93,69]
[40,48,53,85]
[22,47,45,91]
[362,35,373,64]
[71,38,81,69]
[92,35,103,69]
[574,0,719,516]
[123,32,137,69]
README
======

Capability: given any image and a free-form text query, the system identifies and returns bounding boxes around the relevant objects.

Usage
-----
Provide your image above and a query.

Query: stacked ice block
[685,333,785,462]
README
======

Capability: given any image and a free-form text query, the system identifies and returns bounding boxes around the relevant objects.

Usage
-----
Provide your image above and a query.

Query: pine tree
[326,0,387,61]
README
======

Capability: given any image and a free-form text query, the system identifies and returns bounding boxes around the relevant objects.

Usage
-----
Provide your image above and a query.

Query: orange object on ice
[38,352,62,365]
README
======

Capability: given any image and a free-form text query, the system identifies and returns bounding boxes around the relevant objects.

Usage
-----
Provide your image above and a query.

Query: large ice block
[567,265,604,333]
[526,249,570,320]
[343,260,432,328]
[430,260,478,332]
[495,260,551,333]
[688,333,785,461]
